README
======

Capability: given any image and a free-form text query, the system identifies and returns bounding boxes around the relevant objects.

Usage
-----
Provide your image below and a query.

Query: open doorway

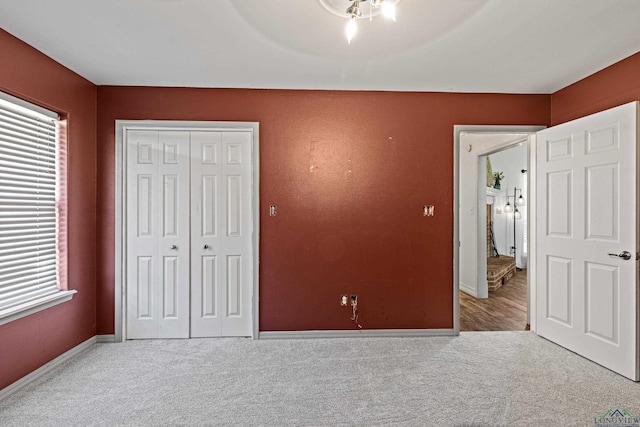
[453,125,544,333]
[461,142,528,330]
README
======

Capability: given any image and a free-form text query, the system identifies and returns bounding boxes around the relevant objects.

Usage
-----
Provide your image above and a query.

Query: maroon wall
[0,30,97,389]
[552,52,640,125]
[96,87,550,333]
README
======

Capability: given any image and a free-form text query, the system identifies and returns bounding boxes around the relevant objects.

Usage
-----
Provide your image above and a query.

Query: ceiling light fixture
[343,0,398,44]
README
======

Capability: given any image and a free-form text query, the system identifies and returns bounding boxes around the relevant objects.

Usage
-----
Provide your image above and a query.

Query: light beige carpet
[1,332,639,426]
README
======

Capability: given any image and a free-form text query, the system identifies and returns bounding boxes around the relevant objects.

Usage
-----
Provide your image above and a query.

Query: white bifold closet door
[190,131,253,337]
[126,129,253,339]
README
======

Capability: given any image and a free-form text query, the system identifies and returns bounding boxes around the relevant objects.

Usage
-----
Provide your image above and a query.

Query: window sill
[0,290,77,326]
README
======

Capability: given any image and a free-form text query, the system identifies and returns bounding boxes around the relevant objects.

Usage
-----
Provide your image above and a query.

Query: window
[0,92,75,325]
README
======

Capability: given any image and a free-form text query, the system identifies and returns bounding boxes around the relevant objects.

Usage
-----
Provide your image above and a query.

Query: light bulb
[381,1,396,21]
[514,208,521,219]
[346,17,357,44]
[517,195,526,206]
[504,202,513,214]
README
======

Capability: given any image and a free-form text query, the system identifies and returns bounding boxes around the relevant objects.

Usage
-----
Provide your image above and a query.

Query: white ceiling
[1,0,639,93]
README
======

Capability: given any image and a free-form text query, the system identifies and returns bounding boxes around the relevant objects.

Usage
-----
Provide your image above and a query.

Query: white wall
[459,133,528,298]
[459,140,481,297]
[489,145,528,268]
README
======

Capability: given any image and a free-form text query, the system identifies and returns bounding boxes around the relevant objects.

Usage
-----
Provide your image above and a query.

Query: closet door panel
[191,130,253,337]
[191,131,223,337]
[126,130,190,339]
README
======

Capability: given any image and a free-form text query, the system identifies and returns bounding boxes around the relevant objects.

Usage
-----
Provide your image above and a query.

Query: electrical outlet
[350,295,357,306]
[340,295,348,306]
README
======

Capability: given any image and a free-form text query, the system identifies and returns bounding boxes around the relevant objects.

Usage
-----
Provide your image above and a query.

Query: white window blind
[0,93,66,312]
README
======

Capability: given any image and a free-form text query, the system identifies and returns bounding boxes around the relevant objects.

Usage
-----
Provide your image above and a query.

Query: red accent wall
[0,30,97,390]
[96,87,550,333]
[551,52,640,125]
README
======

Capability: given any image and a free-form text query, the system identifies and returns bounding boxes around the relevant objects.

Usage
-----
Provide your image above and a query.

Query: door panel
[163,175,180,237]
[226,255,242,317]
[190,131,223,337]
[546,255,572,326]
[163,256,179,318]
[127,131,159,339]
[126,130,190,339]
[547,170,572,236]
[201,255,217,317]
[136,256,153,319]
[219,132,253,336]
[226,176,242,237]
[585,262,618,343]
[191,130,253,337]
[136,175,153,237]
[586,164,617,240]
[201,176,217,237]
[536,102,638,380]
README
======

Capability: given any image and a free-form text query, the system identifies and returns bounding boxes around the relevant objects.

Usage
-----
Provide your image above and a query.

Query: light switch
[423,205,435,216]
[269,205,277,216]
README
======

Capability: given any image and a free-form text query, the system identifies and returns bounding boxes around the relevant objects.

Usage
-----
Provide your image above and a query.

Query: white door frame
[114,120,260,342]
[453,125,544,334]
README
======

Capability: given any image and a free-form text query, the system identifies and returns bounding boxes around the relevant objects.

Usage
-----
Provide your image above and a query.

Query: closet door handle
[204,244,210,250]
[170,245,177,250]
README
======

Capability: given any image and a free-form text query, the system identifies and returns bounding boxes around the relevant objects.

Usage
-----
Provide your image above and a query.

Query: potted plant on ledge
[493,172,504,189]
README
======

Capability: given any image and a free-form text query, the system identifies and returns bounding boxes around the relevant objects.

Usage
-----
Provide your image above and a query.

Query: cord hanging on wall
[350,295,363,329]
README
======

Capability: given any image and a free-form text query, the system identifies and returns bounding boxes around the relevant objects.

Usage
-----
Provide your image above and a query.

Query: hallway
[460,269,528,331]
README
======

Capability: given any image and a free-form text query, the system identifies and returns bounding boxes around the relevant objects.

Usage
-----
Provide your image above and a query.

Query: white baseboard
[259,329,455,339]
[0,336,96,401]
[96,334,116,343]
[459,282,477,297]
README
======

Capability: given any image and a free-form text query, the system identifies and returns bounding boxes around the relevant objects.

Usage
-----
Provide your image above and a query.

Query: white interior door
[126,130,190,339]
[536,101,638,380]
[190,131,253,337]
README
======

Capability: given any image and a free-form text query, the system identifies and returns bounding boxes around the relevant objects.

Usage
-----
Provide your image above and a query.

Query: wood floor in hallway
[460,268,528,331]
